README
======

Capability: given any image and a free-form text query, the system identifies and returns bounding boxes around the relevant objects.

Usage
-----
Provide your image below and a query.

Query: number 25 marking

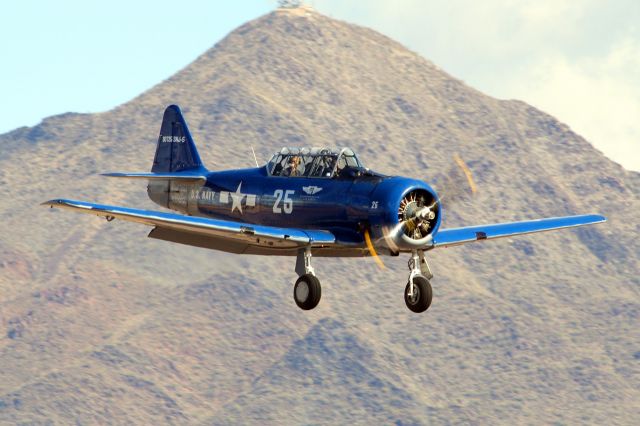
[273,189,294,214]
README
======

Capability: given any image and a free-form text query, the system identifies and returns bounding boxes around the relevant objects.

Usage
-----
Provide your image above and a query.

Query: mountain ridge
[0,8,638,424]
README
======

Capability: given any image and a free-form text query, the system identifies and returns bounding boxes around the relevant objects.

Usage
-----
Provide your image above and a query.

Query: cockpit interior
[267,147,364,178]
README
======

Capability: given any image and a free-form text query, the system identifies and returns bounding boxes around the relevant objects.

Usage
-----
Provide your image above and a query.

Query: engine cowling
[368,177,441,252]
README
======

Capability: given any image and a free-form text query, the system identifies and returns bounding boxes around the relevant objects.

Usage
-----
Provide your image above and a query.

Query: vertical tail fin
[152,105,205,173]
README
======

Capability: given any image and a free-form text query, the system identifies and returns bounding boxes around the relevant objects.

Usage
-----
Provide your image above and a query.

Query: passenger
[334,157,347,178]
[324,156,336,177]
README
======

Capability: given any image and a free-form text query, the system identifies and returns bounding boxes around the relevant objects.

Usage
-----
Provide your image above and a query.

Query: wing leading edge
[431,214,606,249]
[42,199,335,254]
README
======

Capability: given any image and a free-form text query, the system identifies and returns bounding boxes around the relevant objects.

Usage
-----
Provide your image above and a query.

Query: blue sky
[0,0,270,132]
[1,1,638,170]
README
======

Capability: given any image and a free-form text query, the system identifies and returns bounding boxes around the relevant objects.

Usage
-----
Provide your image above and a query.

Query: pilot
[284,155,302,177]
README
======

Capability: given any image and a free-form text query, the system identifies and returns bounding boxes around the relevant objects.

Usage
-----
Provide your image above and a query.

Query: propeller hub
[398,190,439,241]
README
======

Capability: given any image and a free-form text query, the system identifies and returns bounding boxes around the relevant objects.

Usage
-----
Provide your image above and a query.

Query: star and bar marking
[219,182,255,214]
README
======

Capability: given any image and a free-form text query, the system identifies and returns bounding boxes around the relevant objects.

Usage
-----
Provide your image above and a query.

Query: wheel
[294,274,322,310]
[404,275,432,313]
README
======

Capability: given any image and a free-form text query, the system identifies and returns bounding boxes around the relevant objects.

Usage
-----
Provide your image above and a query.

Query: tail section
[102,105,208,211]
[152,105,205,173]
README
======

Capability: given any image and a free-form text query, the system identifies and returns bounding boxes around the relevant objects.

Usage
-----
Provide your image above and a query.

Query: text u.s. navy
[44,105,606,313]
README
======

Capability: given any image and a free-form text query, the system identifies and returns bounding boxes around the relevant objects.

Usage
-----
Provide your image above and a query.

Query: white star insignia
[230,182,246,214]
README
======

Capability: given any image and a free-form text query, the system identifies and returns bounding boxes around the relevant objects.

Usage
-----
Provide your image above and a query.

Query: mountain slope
[0,7,638,424]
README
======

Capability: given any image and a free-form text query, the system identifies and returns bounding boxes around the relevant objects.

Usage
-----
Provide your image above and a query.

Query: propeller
[362,153,478,270]
[432,153,478,209]
[363,228,386,269]
[453,153,478,195]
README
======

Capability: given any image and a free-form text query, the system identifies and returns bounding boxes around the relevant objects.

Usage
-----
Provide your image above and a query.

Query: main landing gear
[404,250,433,313]
[293,247,321,310]
[291,248,433,313]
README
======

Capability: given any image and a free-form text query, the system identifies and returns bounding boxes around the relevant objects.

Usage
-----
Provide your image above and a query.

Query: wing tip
[589,214,607,223]
[41,199,64,207]
[41,199,83,210]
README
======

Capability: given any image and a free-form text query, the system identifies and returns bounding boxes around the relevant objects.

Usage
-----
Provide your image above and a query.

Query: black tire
[404,276,432,313]
[294,274,322,310]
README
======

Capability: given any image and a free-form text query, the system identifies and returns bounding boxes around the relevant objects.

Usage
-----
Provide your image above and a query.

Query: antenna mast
[251,147,259,167]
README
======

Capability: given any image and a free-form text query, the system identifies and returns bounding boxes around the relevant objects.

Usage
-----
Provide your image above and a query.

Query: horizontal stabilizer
[102,171,207,182]
[432,214,606,248]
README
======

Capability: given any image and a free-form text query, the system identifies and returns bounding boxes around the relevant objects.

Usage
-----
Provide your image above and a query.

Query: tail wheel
[404,276,432,313]
[294,274,322,310]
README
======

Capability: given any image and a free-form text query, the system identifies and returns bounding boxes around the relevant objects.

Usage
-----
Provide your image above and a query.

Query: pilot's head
[290,156,301,166]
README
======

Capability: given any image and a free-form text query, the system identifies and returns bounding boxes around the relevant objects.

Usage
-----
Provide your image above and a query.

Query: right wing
[431,214,605,249]
[42,199,335,254]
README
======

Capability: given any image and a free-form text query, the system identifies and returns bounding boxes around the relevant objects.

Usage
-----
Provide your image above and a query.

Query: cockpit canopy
[267,147,363,178]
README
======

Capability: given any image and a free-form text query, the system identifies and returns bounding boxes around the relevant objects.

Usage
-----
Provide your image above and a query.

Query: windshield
[267,147,362,178]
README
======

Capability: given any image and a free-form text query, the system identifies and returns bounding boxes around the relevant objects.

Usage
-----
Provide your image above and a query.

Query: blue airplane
[43,105,606,313]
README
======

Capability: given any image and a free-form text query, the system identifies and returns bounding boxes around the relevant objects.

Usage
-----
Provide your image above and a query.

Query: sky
[1,0,638,171]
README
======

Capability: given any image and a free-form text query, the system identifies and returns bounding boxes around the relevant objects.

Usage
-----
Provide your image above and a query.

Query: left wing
[42,199,335,254]
[431,214,605,249]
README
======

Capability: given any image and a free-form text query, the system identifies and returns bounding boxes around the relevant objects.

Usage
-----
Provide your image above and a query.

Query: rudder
[152,105,204,173]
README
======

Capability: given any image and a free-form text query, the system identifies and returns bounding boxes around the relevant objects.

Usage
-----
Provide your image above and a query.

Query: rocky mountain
[1,6,638,425]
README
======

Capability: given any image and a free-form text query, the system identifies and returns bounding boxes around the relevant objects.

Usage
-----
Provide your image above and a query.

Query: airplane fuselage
[147,166,439,251]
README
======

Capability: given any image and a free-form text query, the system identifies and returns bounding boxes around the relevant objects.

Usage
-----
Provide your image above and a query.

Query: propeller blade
[364,228,386,269]
[432,153,478,208]
[453,153,477,194]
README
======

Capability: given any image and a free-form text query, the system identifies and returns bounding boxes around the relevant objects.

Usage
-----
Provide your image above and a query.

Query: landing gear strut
[293,247,321,310]
[404,250,433,313]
